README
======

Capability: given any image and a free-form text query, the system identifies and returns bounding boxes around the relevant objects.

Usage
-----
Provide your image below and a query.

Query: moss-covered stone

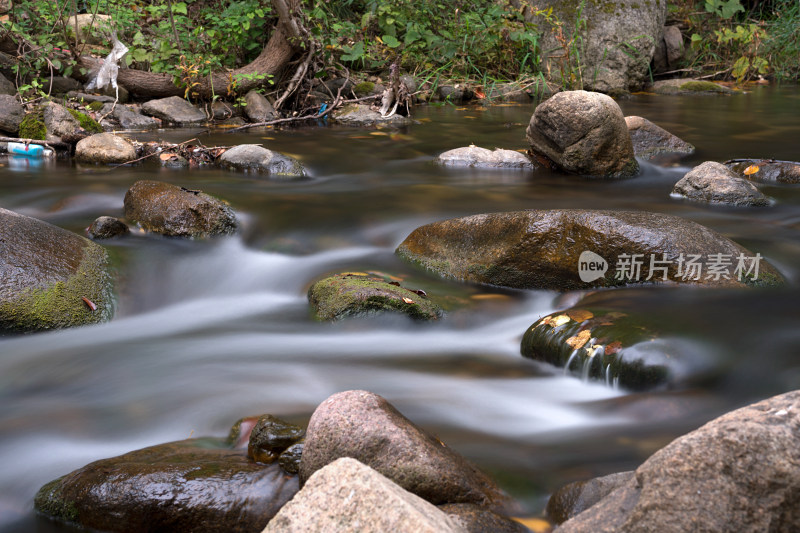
[308,273,443,321]
[679,80,732,93]
[68,108,103,134]
[353,81,375,96]
[19,109,46,140]
[0,208,114,333]
[86,101,104,112]
[34,477,79,524]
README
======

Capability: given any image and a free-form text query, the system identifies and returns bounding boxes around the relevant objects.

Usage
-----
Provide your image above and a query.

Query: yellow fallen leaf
[566,309,594,322]
[566,330,591,349]
[743,164,760,175]
[402,297,415,304]
[370,131,389,136]
[511,517,552,532]
[341,272,368,277]
[470,294,511,300]
[542,314,571,327]
[159,152,176,161]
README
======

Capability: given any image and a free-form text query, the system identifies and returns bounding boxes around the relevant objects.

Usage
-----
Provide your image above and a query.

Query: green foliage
[762,0,800,80]
[309,0,542,80]
[704,0,745,19]
[67,109,103,134]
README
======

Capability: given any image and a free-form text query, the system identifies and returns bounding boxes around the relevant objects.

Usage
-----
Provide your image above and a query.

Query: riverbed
[1,85,799,531]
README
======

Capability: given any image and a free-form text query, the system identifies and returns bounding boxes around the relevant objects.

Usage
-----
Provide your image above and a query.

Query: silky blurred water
[1,85,799,531]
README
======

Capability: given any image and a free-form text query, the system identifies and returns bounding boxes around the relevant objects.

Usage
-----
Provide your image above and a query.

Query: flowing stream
[1,85,799,531]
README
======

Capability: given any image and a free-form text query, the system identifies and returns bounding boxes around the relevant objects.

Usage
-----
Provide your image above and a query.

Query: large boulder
[396,210,784,290]
[264,458,464,533]
[244,90,276,122]
[35,439,299,533]
[547,471,634,524]
[219,144,306,178]
[0,94,24,134]
[0,73,15,95]
[0,208,113,332]
[625,116,694,162]
[526,91,638,178]
[331,104,412,127]
[725,158,800,184]
[557,390,800,532]
[307,273,442,322]
[440,503,530,533]
[75,133,136,164]
[436,145,535,170]
[64,13,113,44]
[142,96,207,126]
[300,390,509,509]
[672,161,773,207]
[123,180,238,238]
[511,0,666,94]
[652,26,684,74]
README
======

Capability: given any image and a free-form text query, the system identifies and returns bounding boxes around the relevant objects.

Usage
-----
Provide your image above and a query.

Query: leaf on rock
[402,297,415,304]
[605,341,623,355]
[743,164,760,175]
[566,309,594,322]
[566,330,591,349]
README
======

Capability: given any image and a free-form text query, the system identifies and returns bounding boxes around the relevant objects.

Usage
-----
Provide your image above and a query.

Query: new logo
[578,251,608,282]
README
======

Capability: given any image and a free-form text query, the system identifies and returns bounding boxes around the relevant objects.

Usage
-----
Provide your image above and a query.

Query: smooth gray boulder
[264,458,465,533]
[558,390,800,532]
[511,0,666,93]
[526,91,638,178]
[75,133,136,164]
[625,116,694,161]
[396,209,784,290]
[141,96,206,125]
[99,104,160,130]
[653,26,684,74]
[300,390,509,509]
[0,208,113,332]
[124,180,237,238]
[0,94,24,134]
[437,146,535,169]
[672,161,773,207]
[244,90,276,122]
[87,216,130,239]
[219,144,306,178]
[547,471,634,524]
[43,101,81,139]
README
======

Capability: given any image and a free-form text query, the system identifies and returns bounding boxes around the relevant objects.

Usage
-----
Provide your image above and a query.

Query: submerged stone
[437,145,535,169]
[87,216,130,239]
[672,161,773,207]
[34,439,299,533]
[219,144,306,178]
[0,208,114,333]
[307,273,442,321]
[75,133,136,164]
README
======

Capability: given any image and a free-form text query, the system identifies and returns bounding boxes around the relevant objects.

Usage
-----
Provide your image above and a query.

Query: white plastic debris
[86,31,129,94]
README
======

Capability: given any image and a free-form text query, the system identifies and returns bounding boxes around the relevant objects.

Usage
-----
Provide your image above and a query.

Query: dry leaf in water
[605,341,623,355]
[566,330,591,349]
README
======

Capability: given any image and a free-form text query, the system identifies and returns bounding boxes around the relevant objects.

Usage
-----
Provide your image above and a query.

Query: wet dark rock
[248,414,305,464]
[211,100,240,120]
[437,145,535,170]
[219,144,306,178]
[87,216,130,239]
[0,73,15,96]
[300,390,509,508]
[75,133,136,164]
[244,90,275,122]
[396,209,784,290]
[438,84,474,103]
[123,180,237,238]
[160,154,190,168]
[440,503,529,533]
[66,91,116,104]
[0,208,113,332]
[625,115,694,161]
[43,102,82,140]
[526,91,639,178]
[726,158,800,184]
[34,438,299,533]
[547,471,634,524]
[331,103,412,127]
[142,95,207,125]
[266,458,463,533]
[307,273,442,321]
[400,74,417,94]
[521,306,679,390]
[672,161,773,207]
[652,26,684,74]
[557,390,800,532]
[653,79,735,95]
[0,94,24,134]
[278,442,304,475]
[227,415,260,449]
[100,104,160,130]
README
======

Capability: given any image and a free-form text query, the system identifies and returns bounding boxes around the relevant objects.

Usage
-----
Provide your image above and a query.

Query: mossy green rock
[653,79,736,95]
[308,273,442,321]
[124,180,238,238]
[397,209,784,291]
[18,110,46,140]
[34,439,299,533]
[0,208,114,333]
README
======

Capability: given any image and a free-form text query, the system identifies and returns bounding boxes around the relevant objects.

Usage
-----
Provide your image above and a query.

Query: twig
[0,136,70,150]
[697,69,732,80]
[225,94,378,133]
[274,41,317,110]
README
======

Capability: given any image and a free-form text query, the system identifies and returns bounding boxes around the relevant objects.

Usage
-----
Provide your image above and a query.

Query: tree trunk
[78,0,304,100]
